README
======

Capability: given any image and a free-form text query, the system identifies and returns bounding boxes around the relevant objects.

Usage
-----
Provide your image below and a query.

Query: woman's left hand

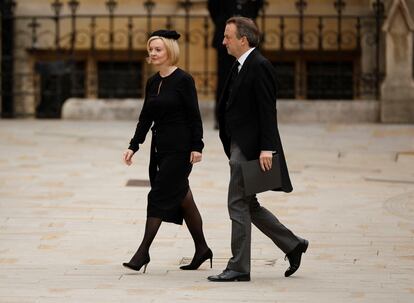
[190,151,202,164]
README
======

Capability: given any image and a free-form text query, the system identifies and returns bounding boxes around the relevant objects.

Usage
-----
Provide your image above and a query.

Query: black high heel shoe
[123,254,150,273]
[180,248,213,270]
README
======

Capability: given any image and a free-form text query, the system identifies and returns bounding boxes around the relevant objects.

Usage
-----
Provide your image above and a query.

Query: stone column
[381,0,414,123]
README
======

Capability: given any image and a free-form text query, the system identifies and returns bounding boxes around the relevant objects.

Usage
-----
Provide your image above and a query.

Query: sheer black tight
[127,189,209,265]
[182,189,209,256]
[127,217,161,264]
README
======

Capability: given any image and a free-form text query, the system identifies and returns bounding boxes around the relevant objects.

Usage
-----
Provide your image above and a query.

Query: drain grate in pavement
[395,151,414,162]
[126,179,150,187]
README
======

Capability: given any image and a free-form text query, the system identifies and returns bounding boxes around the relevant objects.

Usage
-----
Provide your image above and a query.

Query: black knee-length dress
[128,68,204,225]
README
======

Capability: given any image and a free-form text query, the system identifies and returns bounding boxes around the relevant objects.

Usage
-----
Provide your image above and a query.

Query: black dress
[128,68,204,225]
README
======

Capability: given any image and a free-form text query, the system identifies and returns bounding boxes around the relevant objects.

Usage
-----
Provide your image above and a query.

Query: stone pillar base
[381,99,414,123]
[381,82,414,123]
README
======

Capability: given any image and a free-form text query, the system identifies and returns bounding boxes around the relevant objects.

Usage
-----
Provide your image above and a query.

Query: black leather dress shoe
[284,239,309,277]
[208,269,250,282]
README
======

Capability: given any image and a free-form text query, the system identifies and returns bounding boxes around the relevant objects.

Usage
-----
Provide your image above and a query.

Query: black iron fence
[1,0,385,118]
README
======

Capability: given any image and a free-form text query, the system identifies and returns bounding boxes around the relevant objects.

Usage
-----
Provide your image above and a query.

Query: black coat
[208,0,264,48]
[128,69,204,183]
[218,49,293,193]
[129,69,204,154]
[127,69,204,225]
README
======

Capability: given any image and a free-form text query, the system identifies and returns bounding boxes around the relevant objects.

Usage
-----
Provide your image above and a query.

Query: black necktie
[227,61,240,100]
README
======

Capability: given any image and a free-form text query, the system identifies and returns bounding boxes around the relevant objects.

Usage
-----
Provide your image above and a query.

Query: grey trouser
[226,142,301,273]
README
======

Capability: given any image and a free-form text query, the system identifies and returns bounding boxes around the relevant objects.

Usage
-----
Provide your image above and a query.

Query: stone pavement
[0,119,413,303]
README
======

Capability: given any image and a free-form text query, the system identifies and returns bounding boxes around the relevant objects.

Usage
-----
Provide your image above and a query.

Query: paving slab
[0,119,413,303]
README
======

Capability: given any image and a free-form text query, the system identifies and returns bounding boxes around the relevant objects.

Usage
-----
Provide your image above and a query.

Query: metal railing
[1,0,385,118]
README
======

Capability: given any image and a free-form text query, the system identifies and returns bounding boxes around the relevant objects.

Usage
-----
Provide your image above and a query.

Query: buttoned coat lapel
[225,49,257,110]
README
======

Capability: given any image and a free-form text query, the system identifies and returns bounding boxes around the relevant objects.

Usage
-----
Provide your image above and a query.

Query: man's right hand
[259,151,273,172]
[123,149,135,166]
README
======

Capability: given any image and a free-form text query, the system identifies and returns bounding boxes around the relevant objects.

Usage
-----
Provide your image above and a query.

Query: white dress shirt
[236,47,255,72]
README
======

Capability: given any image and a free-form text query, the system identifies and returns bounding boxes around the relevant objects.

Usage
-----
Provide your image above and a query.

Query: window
[35,60,85,118]
[273,62,295,99]
[266,50,357,100]
[97,61,143,99]
[306,61,353,100]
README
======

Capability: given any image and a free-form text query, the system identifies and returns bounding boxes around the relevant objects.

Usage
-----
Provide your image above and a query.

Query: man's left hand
[259,151,273,172]
[190,151,202,164]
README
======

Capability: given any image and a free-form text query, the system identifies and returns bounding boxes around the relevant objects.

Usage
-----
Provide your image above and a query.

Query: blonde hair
[146,36,180,65]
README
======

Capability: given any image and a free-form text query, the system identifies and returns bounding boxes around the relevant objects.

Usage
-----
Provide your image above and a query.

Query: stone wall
[62,98,379,123]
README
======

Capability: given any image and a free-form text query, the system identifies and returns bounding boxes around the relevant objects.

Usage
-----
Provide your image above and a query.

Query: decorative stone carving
[381,0,414,123]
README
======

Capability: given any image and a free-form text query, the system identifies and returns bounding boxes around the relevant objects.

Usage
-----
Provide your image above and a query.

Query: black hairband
[150,30,181,40]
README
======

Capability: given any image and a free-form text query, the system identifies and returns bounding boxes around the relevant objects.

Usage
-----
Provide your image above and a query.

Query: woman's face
[148,38,169,67]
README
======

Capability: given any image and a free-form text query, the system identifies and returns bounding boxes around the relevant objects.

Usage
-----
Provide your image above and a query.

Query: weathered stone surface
[381,0,414,123]
[62,98,143,120]
[277,100,379,123]
[62,98,380,122]
[0,119,413,302]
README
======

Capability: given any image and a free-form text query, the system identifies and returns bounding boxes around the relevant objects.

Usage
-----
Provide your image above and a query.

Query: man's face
[223,23,243,58]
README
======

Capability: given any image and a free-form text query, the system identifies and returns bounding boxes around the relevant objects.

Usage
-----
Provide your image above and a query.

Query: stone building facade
[1,0,413,122]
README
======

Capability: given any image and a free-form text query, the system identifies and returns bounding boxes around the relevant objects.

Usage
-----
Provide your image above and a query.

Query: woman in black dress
[122,30,212,273]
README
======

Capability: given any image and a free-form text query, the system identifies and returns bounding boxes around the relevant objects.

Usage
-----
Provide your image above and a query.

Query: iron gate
[1,0,385,118]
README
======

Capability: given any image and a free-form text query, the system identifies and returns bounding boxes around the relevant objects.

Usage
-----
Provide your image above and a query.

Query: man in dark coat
[208,17,309,282]
[208,0,264,129]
